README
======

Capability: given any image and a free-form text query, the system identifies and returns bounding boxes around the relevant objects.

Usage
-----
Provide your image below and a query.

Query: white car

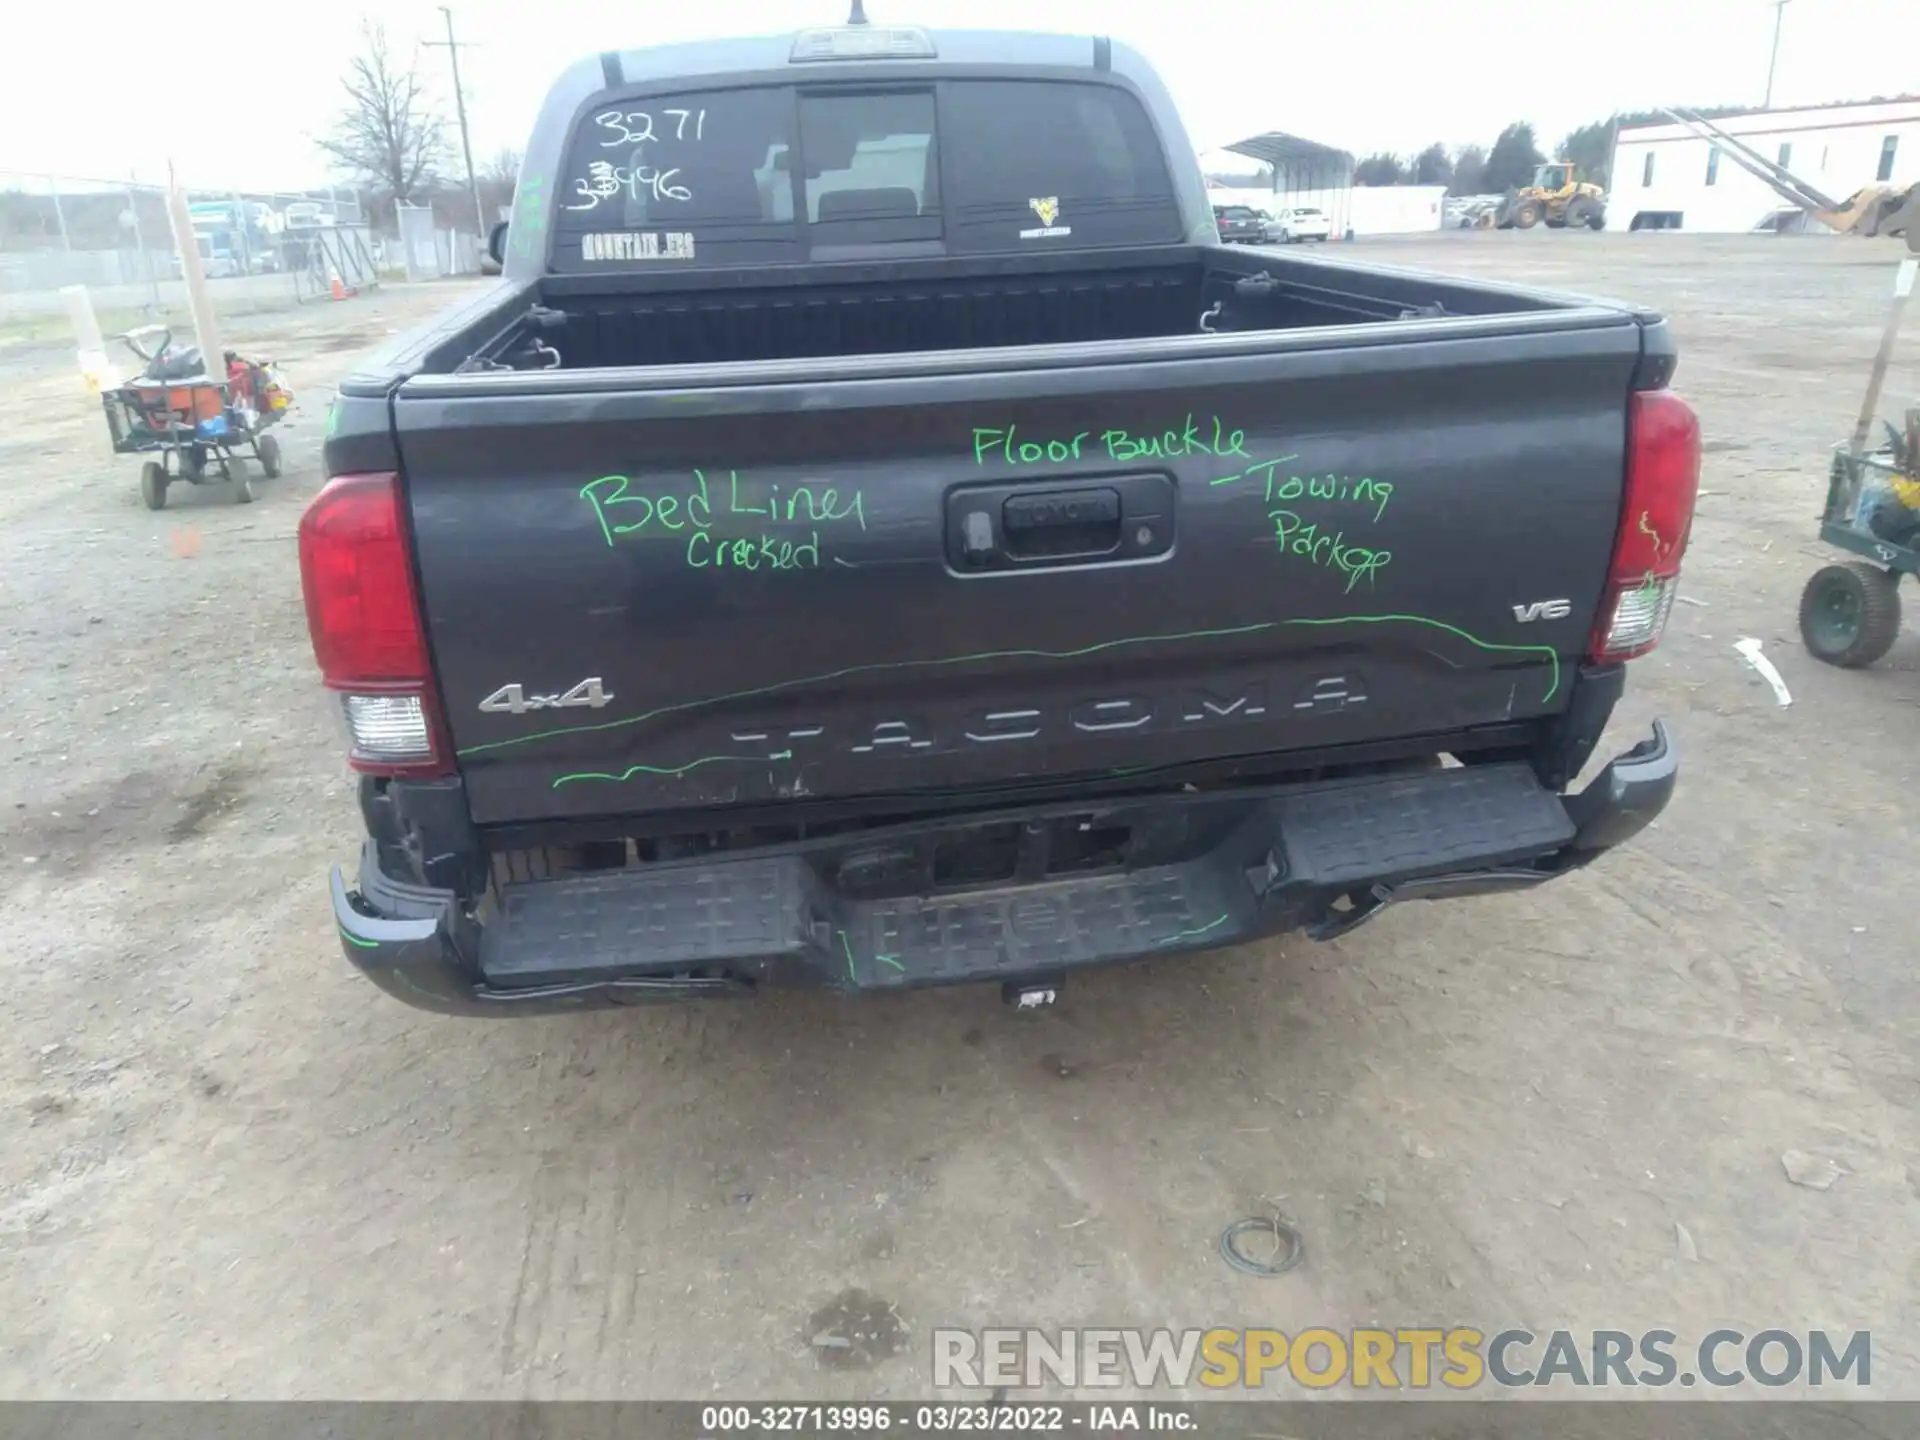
[284,201,335,229]
[1267,206,1332,243]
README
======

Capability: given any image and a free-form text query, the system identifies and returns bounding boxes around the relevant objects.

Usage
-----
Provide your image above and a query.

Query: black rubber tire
[1586,209,1607,231]
[1511,199,1543,229]
[232,473,254,505]
[257,433,282,479]
[139,461,168,512]
[1563,199,1593,229]
[1799,562,1901,668]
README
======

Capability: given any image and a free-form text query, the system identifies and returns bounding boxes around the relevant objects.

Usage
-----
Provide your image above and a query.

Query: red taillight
[299,473,424,681]
[297,472,451,776]
[1588,389,1702,662]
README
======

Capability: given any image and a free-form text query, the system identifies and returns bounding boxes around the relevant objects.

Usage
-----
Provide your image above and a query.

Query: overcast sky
[5,0,1918,194]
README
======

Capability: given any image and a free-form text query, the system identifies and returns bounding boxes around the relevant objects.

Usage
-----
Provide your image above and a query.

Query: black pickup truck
[307,21,1697,1016]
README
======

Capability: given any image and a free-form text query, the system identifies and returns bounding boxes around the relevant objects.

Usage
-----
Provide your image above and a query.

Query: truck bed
[424,246,1571,374]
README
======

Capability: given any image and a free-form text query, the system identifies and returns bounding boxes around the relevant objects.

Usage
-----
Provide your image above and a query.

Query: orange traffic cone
[329,271,347,301]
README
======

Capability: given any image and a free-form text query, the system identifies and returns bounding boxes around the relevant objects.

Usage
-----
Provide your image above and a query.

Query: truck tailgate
[395,321,1644,826]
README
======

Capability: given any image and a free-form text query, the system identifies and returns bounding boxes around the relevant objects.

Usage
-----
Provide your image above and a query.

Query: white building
[1608,97,1920,233]
[1344,185,1447,236]
[1199,135,1447,237]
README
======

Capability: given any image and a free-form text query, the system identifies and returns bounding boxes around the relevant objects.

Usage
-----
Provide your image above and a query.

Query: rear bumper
[331,723,1676,1017]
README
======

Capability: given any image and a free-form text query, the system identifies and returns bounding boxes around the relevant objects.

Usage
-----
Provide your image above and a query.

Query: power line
[426,6,488,237]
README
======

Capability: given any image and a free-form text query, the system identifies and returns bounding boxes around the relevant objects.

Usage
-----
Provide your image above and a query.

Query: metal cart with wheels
[1799,446,1915,668]
[99,325,287,511]
[1797,240,1919,669]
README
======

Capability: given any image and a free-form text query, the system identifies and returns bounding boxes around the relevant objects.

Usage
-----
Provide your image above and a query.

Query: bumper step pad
[1275,763,1574,887]
[842,868,1245,989]
[480,857,815,986]
[474,761,1577,993]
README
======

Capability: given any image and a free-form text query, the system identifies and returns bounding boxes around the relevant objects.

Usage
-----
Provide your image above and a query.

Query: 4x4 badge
[478,678,614,715]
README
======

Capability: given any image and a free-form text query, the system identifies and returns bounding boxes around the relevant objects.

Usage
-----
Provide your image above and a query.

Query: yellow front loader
[1496,163,1608,231]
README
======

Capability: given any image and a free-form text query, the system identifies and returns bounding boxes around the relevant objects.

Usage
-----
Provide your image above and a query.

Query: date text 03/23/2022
[698,1404,1196,1432]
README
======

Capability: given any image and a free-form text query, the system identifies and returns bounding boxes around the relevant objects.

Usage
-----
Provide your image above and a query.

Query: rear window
[940,81,1180,252]
[550,77,1179,270]
[800,90,941,247]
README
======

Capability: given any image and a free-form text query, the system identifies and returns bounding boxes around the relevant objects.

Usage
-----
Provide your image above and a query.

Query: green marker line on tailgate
[497,617,1561,779]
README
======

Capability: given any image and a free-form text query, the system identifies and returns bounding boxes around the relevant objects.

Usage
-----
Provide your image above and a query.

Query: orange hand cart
[100,325,290,510]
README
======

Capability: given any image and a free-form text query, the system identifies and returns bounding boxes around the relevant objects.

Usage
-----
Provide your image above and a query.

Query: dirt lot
[2,236,1918,1401]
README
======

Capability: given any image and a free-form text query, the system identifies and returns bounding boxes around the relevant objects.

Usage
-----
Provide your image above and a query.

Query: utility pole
[1764,0,1791,109]
[427,6,487,238]
[46,177,71,252]
[127,174,160,311]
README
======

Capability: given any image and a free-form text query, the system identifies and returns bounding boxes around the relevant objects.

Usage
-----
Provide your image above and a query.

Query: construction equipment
[1662,108,1920,239]
[1495,162,1608,231]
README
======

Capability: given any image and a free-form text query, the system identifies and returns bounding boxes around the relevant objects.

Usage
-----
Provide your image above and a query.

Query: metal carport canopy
[1222,132,1354,174]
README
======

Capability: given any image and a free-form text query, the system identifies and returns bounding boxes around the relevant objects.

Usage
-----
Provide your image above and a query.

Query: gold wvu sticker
[1021,196,1071,239]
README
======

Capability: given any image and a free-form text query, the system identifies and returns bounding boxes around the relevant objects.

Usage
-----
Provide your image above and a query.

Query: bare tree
[477,148,523,223]
[317,23,447,213]
[481,148,523,185]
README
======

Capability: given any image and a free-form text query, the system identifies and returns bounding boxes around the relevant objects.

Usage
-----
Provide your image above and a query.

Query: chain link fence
[0,171,488,347]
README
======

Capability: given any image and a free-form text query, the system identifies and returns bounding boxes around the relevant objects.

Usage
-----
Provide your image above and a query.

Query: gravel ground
[1,236,1917,1401]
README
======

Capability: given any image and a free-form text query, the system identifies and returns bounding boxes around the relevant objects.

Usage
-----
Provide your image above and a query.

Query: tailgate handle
[945,472,1174,574]
[1000,487,1121,558]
